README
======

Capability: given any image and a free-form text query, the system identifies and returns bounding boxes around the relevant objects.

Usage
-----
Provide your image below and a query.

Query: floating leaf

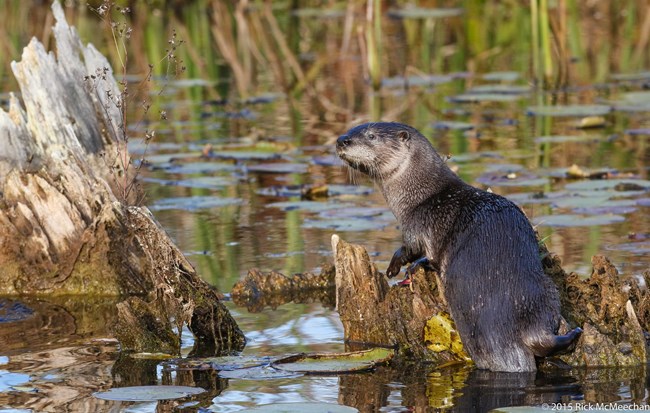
[476,171,548,187]
[433,121,474,131]
[266,201,354,212]
[238,403,359,413]
[611,90,650,112]
[607,241,650,254]
[211,151,283,161]
[312,155,344,166]
[625,128,650,135]
[272,348,394,374]
[166,355,275,371]
[162,161,237,175]
[610,71,650,81]
[319,207,390,219]
[247,163,309,174]
[327,185,374,196]
[534,135,601,143]
[93,385,205,401]
[533,214,626,227]
[564,179,650,191]
[150,196,243,211]
[141,153,199,165]
[382,74,453,88]
[142,176,233,189]
[387,7,463,19]
[218,365,303,380]
[481,71,520,82]
[526,104,611,117]
[303,218,393,232]
[448,93,523,103]
[550,194,613,209]
[467,84,529,94]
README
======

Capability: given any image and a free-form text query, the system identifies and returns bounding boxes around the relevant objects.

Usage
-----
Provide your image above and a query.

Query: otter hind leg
[525,327,583,358]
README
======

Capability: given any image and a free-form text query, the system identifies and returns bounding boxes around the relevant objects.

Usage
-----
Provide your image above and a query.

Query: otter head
[336,122,430,182]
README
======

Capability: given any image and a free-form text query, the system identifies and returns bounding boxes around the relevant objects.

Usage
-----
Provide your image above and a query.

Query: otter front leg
[386,246,422,278]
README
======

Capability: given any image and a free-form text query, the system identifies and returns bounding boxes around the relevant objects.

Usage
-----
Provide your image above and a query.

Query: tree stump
[333,234,650,368]
[0,1,245,355]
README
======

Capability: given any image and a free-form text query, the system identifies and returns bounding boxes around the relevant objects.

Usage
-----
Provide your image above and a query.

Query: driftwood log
[332,234,650,368]
[0,1,244,355]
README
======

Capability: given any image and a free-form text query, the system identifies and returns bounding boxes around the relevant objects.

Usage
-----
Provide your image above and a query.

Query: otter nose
[337,134,351,148]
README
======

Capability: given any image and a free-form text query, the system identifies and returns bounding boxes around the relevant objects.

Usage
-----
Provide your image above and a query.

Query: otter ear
[397,130,410,142]
[397,130,410,148]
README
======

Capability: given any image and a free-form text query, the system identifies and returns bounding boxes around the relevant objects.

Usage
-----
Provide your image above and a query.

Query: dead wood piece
[231,266,336,312]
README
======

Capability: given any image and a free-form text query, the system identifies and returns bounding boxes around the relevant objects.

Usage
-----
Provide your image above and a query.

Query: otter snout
[336,134,351,149]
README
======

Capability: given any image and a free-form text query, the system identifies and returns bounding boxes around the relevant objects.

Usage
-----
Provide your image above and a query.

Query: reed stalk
[366,0,381,91]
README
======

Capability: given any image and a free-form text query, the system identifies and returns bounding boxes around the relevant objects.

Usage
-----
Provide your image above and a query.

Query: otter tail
[525,327,583,358]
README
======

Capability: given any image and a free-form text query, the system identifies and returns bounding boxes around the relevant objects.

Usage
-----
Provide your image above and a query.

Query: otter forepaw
[387,246,408,278]
[406,257,431,276]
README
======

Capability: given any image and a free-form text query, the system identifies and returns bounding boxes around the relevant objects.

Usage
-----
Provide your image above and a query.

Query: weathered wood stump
[0,1,245,355]
[332,234,650,368]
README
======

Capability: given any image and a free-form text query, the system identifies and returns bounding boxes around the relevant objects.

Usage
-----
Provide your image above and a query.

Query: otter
[336,122,581,372]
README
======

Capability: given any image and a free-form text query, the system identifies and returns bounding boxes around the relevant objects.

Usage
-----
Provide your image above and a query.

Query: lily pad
[611,90,650,112]
[167,355,275,371]
[526,104,611,117]
[238,403,358,413]
[210,151,283,161]
[312,154,344,166]
[625,128,650,135]
[549,194,613,209]
[610,71,650,81]
[218,365,303,380]
[266,201,354,212]
[150,196,243,211]
[142,176,233,189]
[272,348,394,374]
[382,74,454,89]
[163,161,236,175]
[327,184,374,196]
[467,84,530,94]
[141,153,199,165]
[534,135,601,143]
[387,7,463,19]
[476,171,548,187]
[319,207,390,219]
[247,163,309,174]
[303,218,393,232]
[448,93,523,103]
[564,179,650,191]
[607,241,650,254]
[433,121,474,131]
[532,214,626,227]
[93,385,205,401]
[481,71,520,82]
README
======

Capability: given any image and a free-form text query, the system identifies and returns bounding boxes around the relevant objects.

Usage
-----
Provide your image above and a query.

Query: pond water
[2,1,650,412]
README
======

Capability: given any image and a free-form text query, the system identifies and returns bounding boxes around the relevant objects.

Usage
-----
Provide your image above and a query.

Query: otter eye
[368,133,376,140]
